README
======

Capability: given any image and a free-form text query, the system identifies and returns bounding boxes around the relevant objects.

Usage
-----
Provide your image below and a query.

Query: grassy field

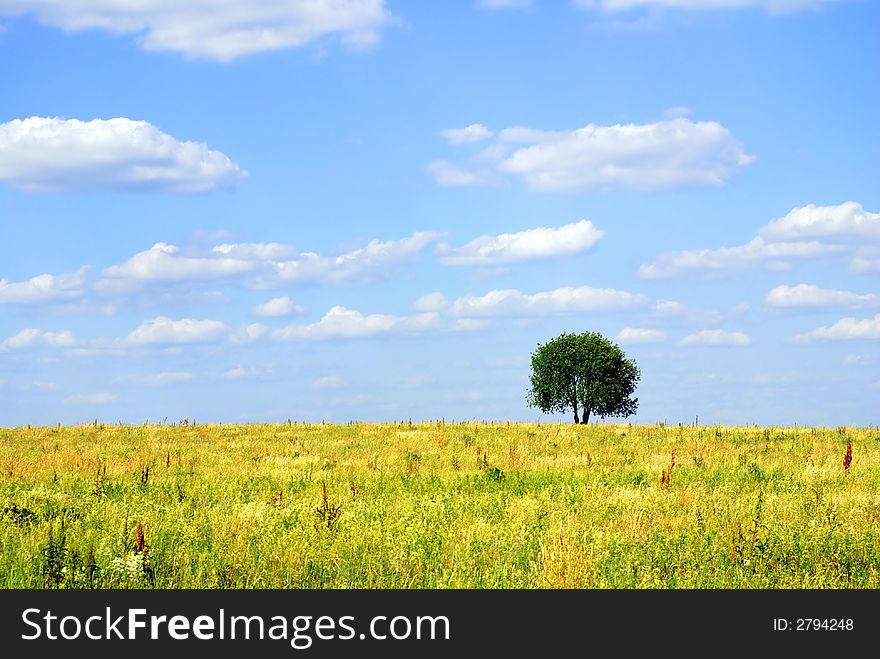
[1,421,878,588]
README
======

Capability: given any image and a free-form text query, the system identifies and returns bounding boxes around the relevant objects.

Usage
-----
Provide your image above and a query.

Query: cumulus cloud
[0,117,245,192]
[766,284,880,309]
[441,124,493,145]
[448,285,647,317]
[641,202,878,278]
[0,267,87,303]
[794,314,880,343]
[97,243,255,291]
[438,220,603,266]
[0,328,76,352]
[759,202,880,243]
[125,316,231,346]
[252,296,305,318]
[212,243,295,260]
[574,0,836,13]
[63,393,117,405]
[432,117,753,192]
[639,237,839,278]
[231,323,269,345]
[500,119,754,191]
[94,232,435,292]
[9,231,437,309]
[0,1,393,61]
[260,232,439,287]
[615,327,667,344]
[680,329,750,347]
[272,306,440,342]
[412,292,450,313]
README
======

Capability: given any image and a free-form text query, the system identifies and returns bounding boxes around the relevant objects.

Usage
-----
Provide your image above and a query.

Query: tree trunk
[581,408,591,425]
[573,407,580,424]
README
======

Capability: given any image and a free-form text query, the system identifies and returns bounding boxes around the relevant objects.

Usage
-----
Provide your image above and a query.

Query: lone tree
[527,331,640,424]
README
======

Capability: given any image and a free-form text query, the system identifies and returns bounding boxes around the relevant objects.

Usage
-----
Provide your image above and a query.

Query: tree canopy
[527,331,640,424]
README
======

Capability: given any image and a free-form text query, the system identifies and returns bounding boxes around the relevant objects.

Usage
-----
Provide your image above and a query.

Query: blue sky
[0,0,877,427]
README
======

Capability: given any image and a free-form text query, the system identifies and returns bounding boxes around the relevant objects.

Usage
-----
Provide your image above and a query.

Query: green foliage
[527,331,640,424]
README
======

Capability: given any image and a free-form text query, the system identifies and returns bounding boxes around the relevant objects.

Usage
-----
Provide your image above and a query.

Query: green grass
[1,421,878,588]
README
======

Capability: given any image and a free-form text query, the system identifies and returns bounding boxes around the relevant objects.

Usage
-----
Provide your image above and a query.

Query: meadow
[0,421,878,588]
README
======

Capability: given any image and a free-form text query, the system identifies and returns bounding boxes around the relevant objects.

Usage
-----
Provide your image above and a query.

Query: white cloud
[312,375,346,389]
[641,202,879,278]
[0,267,87,303]
[97,243,255,291]
[63,393,116,405]
[498,118,754,191]
[438,220,603,266]
[272,306,440,342]
[615,327,667,344]
[252,296,305,318]
[680,329,751,347]
[842,354,869,366]
[640,237,840,278]
[232,323,269,345]
[412,292,450,313]
[0,117,245,192]
[0,1,393,61]
[574,0,836,13]
[212,242,294,260]
[126,316,231,346]
[441,124,493,145]
[766,284,880,309]
[759,202,880,243]
[261,232,439,287]
[433,117,753,192]
[449,285,647,317]
[0,328,76,352]
[94,232,435,293]
[794,314,880,343]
